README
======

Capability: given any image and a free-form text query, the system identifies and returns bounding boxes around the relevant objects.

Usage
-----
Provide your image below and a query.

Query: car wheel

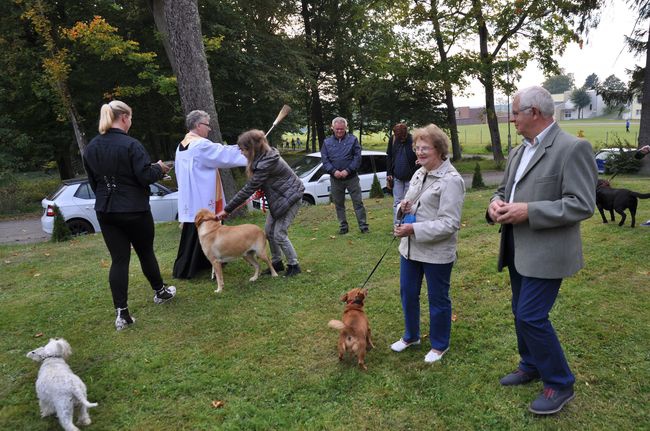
[301,195,315,206]
[66,219,94,236]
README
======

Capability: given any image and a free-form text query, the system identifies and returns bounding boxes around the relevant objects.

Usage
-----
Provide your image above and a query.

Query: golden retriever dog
[194,208,277,293]
[328,288,374,370]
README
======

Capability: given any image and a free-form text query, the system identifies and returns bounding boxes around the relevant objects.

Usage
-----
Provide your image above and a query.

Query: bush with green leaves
[369,173,384,198]
[50,205,72,242]
[605,151,641,175]
[471,162,486,189]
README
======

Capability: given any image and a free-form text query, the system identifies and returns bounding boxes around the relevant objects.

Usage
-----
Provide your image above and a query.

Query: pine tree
[472,162,485,189]
[50,205,72,242]
[369,173,384,198]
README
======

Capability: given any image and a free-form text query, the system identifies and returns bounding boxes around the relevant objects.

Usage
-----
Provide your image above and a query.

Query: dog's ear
[55,339,72,359]
[361,288,368,298]
[339,292,348,302]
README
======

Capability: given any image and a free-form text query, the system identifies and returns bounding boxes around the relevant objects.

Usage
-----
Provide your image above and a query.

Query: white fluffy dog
[26,338,98,431]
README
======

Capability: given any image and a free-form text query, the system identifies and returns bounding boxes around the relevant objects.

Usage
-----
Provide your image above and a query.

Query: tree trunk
[430,4,462,161]
[301,0,326,150]
[474,1,504,163]
[639,20,650,149]
[150,0,238,200]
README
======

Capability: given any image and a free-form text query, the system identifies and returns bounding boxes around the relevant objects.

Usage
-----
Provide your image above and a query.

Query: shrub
[369,173,384,198]
[50,205,72,242]
[471,162,486,189]
[605,151,641,174]
[605,138,641,175]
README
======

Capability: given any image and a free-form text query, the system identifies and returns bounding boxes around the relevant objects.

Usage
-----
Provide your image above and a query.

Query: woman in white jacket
[173,110,247,279]
[390,124,465,363]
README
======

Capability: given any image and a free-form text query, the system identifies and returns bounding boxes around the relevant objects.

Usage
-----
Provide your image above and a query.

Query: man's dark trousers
[505,225,575,390]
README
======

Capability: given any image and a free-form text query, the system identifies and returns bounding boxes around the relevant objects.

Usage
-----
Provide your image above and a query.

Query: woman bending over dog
[216,130,305,277]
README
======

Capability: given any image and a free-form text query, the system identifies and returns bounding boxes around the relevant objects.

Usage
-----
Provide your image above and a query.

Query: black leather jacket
[83,128,163,213]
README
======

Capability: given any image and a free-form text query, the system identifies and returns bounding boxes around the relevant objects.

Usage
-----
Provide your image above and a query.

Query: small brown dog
[194,208,277,293]
[328,288,374,370]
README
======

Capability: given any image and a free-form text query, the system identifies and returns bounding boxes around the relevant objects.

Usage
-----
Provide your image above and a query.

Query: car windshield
[291,155,322,178]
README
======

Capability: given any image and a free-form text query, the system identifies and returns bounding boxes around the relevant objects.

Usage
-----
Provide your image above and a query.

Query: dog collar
[347,299,363,305]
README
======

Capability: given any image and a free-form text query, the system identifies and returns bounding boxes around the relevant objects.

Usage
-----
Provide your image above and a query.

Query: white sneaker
[424,348,449,363]
[390,338,421,352]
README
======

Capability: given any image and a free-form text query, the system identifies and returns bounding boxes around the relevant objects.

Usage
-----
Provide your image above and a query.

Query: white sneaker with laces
[424,348,449,363]
[390,338,421,352]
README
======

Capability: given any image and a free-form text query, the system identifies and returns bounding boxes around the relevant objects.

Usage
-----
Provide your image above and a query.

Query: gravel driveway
[0,216,50,245]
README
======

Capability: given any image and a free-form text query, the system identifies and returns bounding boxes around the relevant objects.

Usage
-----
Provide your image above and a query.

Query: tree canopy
[542,74,575,94]
[3,0,641,176]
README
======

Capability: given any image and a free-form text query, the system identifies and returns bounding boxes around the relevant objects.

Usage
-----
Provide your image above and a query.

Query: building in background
[552,90,604,120]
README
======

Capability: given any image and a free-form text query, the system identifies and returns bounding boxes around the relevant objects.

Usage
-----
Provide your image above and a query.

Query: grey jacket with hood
[225,147,304,218]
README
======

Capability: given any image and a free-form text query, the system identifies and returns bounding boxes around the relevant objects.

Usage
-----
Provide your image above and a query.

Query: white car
[41,178,178,235]
[250,150,389,210]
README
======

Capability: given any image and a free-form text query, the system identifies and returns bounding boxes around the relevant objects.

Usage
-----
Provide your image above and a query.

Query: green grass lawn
[2,176,649,430]
[285,119,641,157]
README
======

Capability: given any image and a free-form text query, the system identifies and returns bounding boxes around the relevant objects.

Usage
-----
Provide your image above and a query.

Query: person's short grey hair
[186,110,209,130]
[331,117,348,128]
[514,86,555,118]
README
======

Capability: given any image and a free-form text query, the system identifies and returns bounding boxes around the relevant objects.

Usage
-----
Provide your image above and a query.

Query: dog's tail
[631,192,650,199]
[328,319,346,331]
[73,387,98,408]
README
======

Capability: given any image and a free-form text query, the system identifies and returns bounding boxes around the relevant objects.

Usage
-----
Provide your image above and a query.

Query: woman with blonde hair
[216,130,305,276]
[390,124,465,363]
[83,100,176,331]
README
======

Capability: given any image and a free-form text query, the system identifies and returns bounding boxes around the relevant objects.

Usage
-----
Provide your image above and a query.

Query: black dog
[596,179,650,227]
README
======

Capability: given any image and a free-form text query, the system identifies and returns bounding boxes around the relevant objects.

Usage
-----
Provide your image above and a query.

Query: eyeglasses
[512,106,533,116]
[199,122,211,129]
[415,146,434,153]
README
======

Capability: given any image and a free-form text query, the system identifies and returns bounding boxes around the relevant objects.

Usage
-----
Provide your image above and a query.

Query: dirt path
[0,216,50,245]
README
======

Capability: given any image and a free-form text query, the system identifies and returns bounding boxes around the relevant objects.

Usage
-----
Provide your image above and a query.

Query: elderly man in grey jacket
[487,86,597,415]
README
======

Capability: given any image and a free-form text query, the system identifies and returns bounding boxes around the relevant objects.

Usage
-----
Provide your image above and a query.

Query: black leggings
[97,211,164,309]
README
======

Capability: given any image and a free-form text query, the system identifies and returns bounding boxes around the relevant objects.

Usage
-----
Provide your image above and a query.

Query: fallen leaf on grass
[310,238,317,241]
[329,235,336,239]
[100,259,109,268]
[4,260,10,264]
[33,273,41,277]
[44,253,50,257]
[34,332,43,338]
[211,400,225,408]
[306,269,312,273]
[451,314,458,322]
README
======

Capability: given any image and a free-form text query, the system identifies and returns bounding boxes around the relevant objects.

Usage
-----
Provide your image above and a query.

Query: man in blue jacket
[321,117,369,234]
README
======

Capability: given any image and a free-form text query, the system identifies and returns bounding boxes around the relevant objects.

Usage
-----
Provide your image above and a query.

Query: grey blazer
[488,123,598,279]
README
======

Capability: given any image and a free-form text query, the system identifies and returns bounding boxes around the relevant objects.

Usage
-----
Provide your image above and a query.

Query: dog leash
[359,234,398,290]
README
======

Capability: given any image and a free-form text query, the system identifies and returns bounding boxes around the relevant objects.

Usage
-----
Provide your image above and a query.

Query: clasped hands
[333,169,349,179]
[488,200,529,224]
